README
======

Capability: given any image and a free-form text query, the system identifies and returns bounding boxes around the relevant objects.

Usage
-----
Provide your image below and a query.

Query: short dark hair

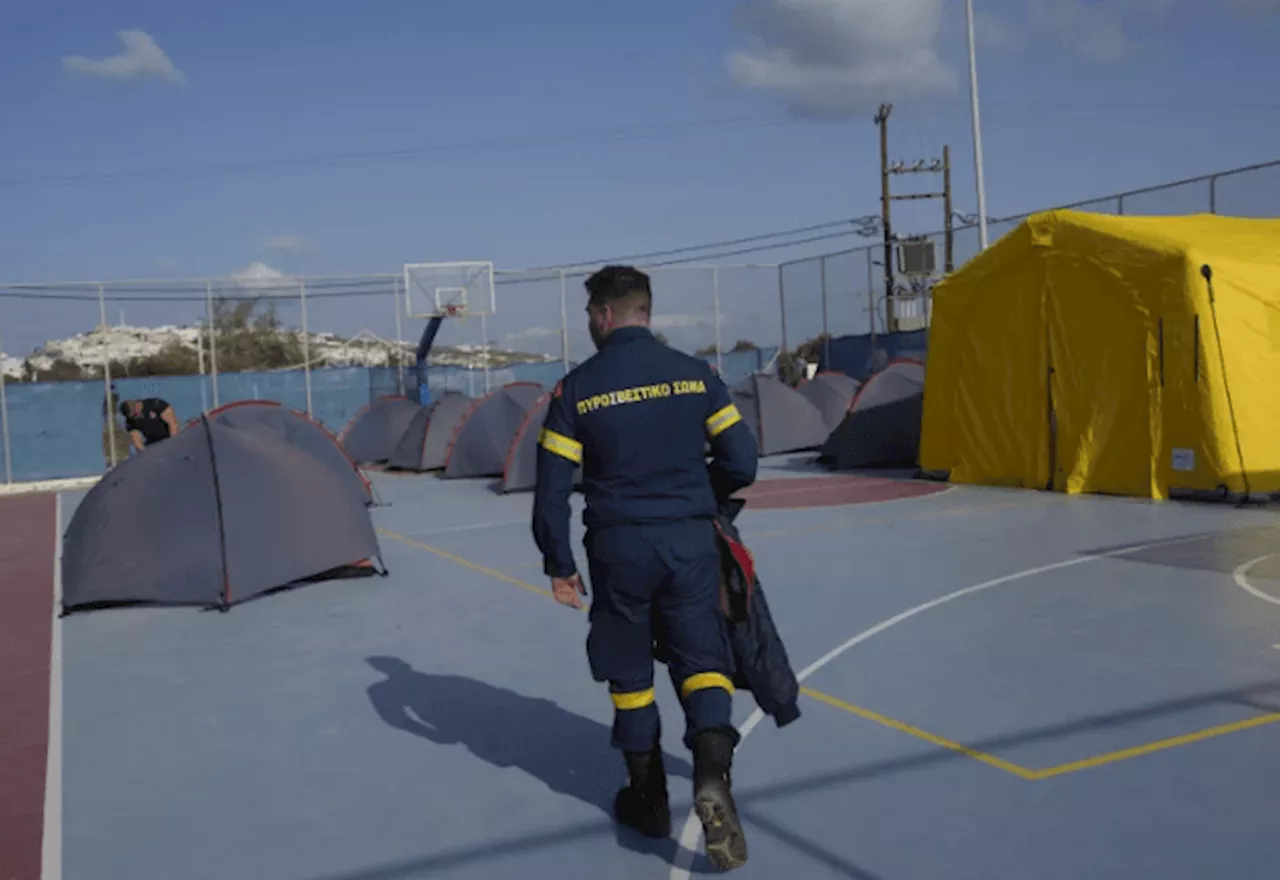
[584,265,652,317]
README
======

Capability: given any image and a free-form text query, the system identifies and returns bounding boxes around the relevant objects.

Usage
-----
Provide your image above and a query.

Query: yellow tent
[919,209,1280,501]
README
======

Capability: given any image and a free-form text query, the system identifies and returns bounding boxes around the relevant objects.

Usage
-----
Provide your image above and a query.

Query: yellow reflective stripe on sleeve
[611,688,656,711]
[539,428,583,464]
[680,672,735,699]
[705,404,742,438]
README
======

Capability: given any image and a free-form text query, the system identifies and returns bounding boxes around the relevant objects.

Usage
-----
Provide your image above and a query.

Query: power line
[0,115,799,188]
[9,99,1277,189]
[0,216,882,296]
[519,218,879,273]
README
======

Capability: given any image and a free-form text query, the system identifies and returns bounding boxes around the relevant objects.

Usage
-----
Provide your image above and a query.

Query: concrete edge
[0,476,102,497]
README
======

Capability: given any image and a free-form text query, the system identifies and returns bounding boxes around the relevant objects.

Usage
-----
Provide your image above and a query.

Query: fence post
[299,281,313,415]
[481,312,491,393]
[196,323,208,412]
[0,319,11,482]
[712,266,723,376]
[393,276,405,394]
[777,264,788,356]
[206,280,220,408]
[1209,176,1218,214]
[559,269,570,374]
[1117,195,1125,215]
[819,255,832,369]
[98,283,118,468]
[866,248,877,352]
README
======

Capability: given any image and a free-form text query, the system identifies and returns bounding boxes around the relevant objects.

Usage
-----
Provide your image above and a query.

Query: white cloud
[504,326,561,343]
[229,261,295,291]
[263,235,305,254]
[651,313,714,330]
[726,0,957,116]
[63,29,185,85]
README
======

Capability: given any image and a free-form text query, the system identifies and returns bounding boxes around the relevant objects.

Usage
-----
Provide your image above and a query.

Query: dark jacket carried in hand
[655,496,802,729]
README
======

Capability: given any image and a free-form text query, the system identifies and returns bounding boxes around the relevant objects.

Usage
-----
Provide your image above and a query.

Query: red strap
[714,521,757,597]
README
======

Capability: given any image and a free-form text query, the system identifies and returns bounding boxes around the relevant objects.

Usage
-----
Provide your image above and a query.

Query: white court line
[1233,554,1280,606]
[668,528,1228,879]
[41,494,63,880]
[397,518,531,538]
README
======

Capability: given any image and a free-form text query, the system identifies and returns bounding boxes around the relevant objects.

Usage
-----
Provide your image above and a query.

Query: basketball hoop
[441,303,468,322]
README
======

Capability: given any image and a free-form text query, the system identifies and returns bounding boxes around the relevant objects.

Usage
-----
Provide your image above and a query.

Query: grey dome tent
[62,414,384,613]
[820,358,926,469]
[386,391,473,471]
[730,373,830,456]
[500,391,584,493]
[443,382,545,479]
[197,400,372,504]
[339,395,425,464]
[796,372,862,431]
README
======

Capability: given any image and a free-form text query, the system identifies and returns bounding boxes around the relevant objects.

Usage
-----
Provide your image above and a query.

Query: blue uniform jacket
[709,497,802,727]
[531,326,758,576]
[532,326,801,729]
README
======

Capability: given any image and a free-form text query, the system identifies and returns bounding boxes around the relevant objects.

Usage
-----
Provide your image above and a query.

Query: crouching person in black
[120,397,179,453]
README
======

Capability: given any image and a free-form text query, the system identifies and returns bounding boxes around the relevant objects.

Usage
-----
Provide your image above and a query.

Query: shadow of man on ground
[364,656,712,871]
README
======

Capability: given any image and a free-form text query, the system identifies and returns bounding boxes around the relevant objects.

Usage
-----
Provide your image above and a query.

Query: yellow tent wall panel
[919,222,1051,489]
[1039,215,1181,499]
[1189,252,1280,497]
[919,210,1280,501]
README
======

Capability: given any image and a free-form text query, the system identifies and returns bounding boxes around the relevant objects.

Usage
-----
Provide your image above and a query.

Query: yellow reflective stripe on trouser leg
[680,672,735,699]
[611,688,656,711]
[539,428,583,464]
[705,404,742,438]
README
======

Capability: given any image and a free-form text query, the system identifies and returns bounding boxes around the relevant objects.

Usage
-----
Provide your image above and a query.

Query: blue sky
[2,0,1280,360]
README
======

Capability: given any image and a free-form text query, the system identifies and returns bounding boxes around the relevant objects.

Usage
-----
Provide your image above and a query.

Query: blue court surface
[58,461,1280,879]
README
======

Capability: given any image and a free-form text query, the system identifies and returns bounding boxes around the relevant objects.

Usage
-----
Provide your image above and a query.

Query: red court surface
[739,474,949,509]
[0,493,56,880]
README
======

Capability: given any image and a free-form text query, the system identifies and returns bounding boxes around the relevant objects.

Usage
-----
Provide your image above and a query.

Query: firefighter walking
[532,265,759,870]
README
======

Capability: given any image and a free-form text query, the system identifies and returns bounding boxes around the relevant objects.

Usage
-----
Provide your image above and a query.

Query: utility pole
[875,103,894,334]
[877,104,955,333]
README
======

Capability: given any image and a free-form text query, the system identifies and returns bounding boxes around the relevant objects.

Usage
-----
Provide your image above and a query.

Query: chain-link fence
[1,158,1277,484]
[778,157,1280,378]
[0,263,783,482]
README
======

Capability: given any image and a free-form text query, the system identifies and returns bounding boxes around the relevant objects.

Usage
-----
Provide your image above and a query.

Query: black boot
[614,745,672,838]
[692,728,748,871]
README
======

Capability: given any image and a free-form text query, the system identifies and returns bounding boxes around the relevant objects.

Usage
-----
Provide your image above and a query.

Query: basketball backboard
[403,261,497,319]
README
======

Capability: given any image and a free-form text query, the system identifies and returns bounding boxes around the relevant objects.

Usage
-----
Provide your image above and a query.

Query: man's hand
[551,573,587,610]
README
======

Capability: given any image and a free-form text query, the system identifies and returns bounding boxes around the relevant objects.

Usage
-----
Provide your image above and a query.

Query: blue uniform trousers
[584,519,736,753]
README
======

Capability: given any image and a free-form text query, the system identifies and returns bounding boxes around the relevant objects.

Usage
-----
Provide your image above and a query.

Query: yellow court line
[1028,711,1280,780]
[376,527,580,608]
[799,686,1040,780]
[382,523,1279,783]
[803,684,1280,781]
